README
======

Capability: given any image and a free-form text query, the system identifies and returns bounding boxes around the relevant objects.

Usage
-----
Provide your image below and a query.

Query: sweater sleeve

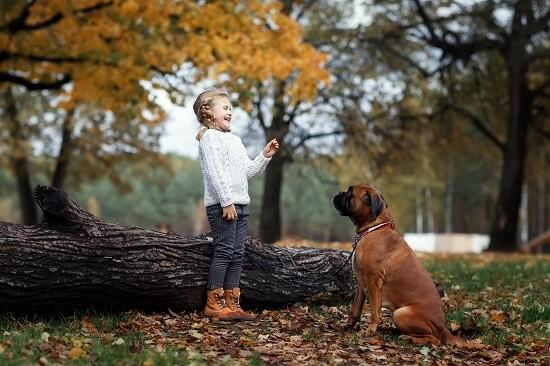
[199,131,234,207]
[237,137,271,180]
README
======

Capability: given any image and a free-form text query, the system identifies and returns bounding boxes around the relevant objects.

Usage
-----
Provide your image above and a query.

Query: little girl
[193,89,279,321]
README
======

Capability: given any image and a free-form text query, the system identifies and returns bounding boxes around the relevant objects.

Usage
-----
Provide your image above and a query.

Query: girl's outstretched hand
[263,139,279,158]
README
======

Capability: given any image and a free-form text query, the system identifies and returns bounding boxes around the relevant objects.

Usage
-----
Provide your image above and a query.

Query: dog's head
[333,185,388,227]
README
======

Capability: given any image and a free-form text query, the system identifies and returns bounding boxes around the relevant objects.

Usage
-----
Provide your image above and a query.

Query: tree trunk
[259,152,286,243]
[0,186,355,313]
[445,159,454,233]
[425,187,434,232]
[415,185,423,233]
[51,108,75,189]
[10,158,37,225]
[519,183,529,244]
[259,80,291,244]
[488,52,530,251]
[4,87,38,225]
[537,158,546,237]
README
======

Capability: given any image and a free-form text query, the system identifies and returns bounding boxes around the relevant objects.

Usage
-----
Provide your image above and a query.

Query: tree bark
[259,80,291,244]
[4,87,38,225]
[51,108,75,189]
[259,152,286,243]
[445,158,454,233]
[415,185,423,233]
[0,186,355,313]
[406,0,542,251]
[488,37,530,251]
[10,158,37,225]
[425,187,435,232]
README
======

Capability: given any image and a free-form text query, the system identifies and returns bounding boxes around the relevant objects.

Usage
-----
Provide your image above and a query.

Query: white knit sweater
[199,129,271,207]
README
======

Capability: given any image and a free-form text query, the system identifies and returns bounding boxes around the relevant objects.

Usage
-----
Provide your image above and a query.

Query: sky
[158,98,201,159]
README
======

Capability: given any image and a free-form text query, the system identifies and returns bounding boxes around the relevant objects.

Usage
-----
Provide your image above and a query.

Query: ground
[0,250,548,365]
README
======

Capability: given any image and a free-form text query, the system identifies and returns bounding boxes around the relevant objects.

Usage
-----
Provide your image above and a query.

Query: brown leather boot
[204,288,241,320]
[224,288,256,321]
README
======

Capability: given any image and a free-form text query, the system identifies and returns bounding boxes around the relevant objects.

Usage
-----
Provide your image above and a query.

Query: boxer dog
[333,185,478,347]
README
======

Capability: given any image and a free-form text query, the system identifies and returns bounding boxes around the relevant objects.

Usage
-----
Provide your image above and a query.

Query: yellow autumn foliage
[1,0,328,108]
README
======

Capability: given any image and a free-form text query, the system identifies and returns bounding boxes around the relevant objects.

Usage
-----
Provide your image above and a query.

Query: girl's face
[211,96,232,131]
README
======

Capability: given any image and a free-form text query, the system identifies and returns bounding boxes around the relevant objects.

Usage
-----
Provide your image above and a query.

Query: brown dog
[333,185,476,347]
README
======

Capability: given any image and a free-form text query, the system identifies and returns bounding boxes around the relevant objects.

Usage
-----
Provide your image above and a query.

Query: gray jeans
[206,203,249,289]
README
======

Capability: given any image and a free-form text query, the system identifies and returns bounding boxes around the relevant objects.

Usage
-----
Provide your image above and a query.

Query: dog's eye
[364,194,371,205]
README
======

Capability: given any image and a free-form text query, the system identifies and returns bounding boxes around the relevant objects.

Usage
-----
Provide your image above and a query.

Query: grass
[0,311,198,365]
[422,254,549,347]
[0,254,548,365]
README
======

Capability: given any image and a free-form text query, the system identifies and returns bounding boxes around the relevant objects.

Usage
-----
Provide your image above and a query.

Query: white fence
[403,233,490,253]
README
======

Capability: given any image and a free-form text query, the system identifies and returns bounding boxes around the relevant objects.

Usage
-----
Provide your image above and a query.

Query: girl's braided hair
[193,89,229,140]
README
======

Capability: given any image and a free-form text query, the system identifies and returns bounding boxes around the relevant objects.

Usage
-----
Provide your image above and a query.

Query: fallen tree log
[0,186,355,313]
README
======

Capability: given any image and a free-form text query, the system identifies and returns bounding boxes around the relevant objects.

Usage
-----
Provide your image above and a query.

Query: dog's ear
[364,192,385,218]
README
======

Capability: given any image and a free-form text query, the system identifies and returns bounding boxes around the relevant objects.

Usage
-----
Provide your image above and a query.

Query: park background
[0,0,548,365]
[0,0,548,251]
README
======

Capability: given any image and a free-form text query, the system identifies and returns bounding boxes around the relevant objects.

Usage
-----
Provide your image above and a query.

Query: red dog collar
[353,221,395,248]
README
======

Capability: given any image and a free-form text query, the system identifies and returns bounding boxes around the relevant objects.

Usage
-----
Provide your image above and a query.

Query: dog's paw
[366,323,378,336]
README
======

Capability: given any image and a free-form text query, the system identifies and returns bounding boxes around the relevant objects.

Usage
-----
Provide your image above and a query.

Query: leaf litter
[0,253,547,365]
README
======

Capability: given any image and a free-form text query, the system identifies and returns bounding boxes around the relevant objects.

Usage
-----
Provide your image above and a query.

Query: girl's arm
[244,153,271,180]
[200,132,234,207]
[239,141,272,179]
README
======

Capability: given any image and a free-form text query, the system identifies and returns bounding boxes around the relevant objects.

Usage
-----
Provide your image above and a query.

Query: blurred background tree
[353,0,549,250]
[0,0,547,251]
[0,0,328,224]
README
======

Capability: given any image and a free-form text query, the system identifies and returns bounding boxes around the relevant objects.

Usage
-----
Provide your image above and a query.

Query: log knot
[34,185,69,217]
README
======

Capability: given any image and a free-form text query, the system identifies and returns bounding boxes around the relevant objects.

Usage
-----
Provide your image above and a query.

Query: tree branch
[369,37,433,77]
[526,8,550,36]
[287,100,302,122]
[444,102,505,151]
[3,51,86,64]
[1,0,114,33]
[412,0,502,60]
[0,72,71,90]
[290,130,344,151]
[1,0,38,33]
[16,12,63,32]
[254,90,267,131]
[412,0,441,43]
[295,0,318,21]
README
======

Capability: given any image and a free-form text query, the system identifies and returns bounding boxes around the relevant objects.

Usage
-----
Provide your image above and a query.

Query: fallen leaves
[488,310,509,325]
[67,346,86,359]
[0,253,548,365]
[113,304,529,366]
[81,317,98,335]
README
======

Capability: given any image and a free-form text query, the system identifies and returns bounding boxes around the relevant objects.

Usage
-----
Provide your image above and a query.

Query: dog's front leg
[366,276,383,336]
[347,286,366,327]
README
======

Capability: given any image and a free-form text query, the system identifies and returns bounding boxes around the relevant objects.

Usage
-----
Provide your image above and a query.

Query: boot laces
[216,294,227,308]
[231,294,243,310]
